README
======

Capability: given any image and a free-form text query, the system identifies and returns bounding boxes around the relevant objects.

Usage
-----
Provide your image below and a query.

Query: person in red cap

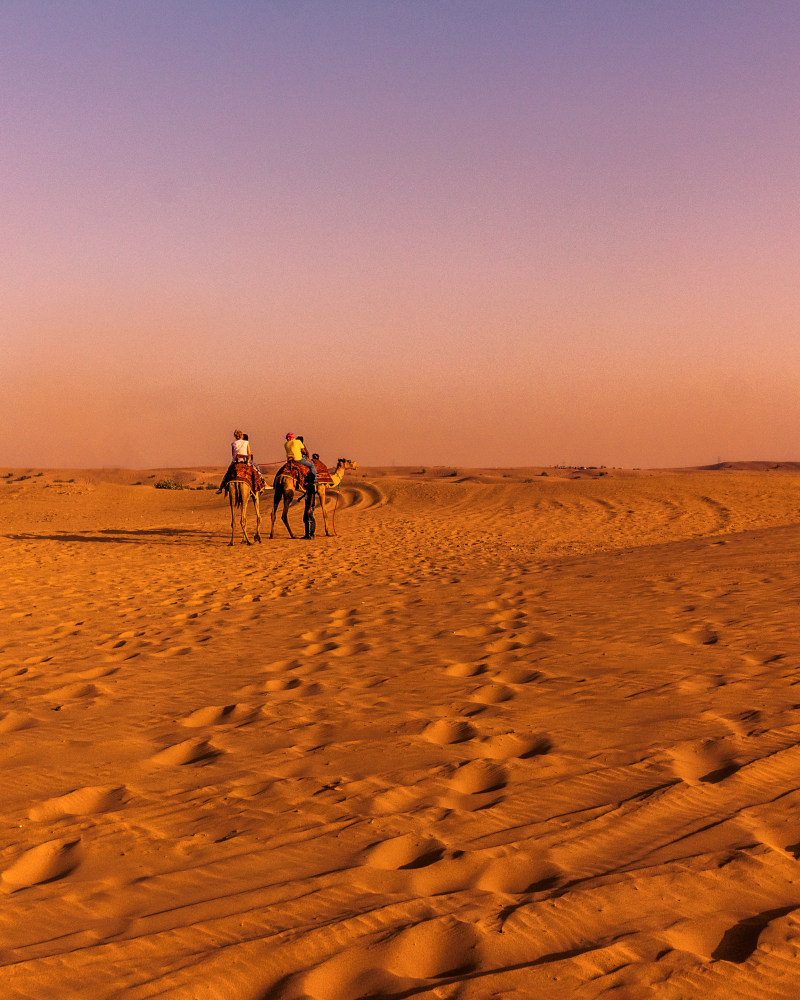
[284,433,318,537]
[284,432,303,462]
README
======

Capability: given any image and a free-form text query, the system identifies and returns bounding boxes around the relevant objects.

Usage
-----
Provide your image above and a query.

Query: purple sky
[3,1,799,468]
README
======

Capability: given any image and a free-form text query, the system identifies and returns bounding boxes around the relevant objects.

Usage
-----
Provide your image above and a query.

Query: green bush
[154,479,183,490]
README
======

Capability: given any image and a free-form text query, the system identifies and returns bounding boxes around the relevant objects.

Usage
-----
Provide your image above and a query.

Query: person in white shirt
[217,429,252,493]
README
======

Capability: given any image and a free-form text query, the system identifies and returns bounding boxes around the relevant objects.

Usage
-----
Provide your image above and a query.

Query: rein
[329,489,341,535]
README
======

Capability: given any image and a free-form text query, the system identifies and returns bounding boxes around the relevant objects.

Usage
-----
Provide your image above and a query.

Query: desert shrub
[154,479,183,490]
[206,484,218,490]
[540,471,548,476]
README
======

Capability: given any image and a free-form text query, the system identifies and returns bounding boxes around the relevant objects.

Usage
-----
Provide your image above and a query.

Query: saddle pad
[274,459,332,488]
[230,464,264,492]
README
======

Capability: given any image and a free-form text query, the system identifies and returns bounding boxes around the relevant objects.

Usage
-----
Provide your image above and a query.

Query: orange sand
[2,464,800,999]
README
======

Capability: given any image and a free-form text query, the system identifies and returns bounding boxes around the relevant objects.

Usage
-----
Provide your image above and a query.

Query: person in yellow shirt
[284,432,304,462]
[285,433,318,539]
[285,433,318,485]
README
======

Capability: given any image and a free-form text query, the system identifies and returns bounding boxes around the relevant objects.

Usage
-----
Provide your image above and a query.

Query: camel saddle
[226,463,265,493]
[274,459,333,490]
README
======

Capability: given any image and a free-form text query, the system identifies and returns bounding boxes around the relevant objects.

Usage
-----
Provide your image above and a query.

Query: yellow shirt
[285,438,305,460]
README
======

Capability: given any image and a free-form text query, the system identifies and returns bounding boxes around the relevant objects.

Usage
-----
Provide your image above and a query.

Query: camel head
[337,458,358,470]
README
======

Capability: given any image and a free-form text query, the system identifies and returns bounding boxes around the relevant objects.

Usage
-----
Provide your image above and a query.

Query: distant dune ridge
[2,464,800,998]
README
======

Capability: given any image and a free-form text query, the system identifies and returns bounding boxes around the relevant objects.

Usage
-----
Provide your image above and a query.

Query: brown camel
[269,458,358,539]
[227,479,262,545]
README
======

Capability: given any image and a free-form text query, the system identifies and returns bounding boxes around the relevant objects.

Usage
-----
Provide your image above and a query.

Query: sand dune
[2,465,800,998]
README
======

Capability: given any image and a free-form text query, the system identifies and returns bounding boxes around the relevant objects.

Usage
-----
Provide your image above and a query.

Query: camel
[227,479,262,546]
[269,458,358,539]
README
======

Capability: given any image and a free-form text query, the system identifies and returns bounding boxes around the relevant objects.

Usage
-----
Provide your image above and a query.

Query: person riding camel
[242,433,254,465]
[284,433,317,483]
[217,429,252,493]
[284,434,320,538]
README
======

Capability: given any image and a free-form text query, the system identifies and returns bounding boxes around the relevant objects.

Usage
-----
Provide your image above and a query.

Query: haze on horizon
[3,0,799,471]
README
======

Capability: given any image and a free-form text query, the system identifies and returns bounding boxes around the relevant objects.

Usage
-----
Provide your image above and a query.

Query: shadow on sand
[7,528,219,545]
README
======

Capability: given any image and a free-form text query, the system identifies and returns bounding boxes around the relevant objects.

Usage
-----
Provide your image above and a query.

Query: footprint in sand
[661,914,745,962]
[79,665,119,680]
[29,785,127,822]
[303,641,338,656]
[477,852,562,893]
[151,646,193,658]
[672,623,720,646]
[96,638,128,651]
[485,637,524,654]
[363,833,445,870]
[492,666,540,684]
[383,917,481,979]
[149,737,221,766]
[367,785,433,816]
[0,711,35,733]
[43,682,101,702]
[668,738,740,785]
[2,838,81,890]
[300,916,480,999]
[491,608,527,622]
[422,718,477,745]
[473,732,552,760]
[327,641,369,658]
[264,677,302,693]
[449,759,507,794]
[180,704,257,727]
[454,624,504,639]
[471,683,514,705]
[0,666,28,681]
[445,662,485,678]
[262,658,305,674]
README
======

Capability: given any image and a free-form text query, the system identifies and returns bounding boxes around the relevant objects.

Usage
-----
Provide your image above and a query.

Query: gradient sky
[3,0,799,468]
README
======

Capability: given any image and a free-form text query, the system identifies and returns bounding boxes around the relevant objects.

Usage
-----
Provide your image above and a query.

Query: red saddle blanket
[223,463,265,493]
[314,459,334,484]
[274,459,333,489]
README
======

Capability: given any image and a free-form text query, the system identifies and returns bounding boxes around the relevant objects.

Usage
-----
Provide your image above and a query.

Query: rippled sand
[2,464,800,999]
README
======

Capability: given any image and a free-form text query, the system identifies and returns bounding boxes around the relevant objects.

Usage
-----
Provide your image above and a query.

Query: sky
[2,0,799,469]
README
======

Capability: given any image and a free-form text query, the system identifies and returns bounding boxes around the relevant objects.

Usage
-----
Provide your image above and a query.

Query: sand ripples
[2,469,800,997]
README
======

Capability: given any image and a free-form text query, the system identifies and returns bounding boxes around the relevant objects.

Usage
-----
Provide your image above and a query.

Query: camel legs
[269,497,278,538]
[270,480,296,539]
[250,491,262,543]
[316,485,336,537]
[229,483,253,545]
[281,487,295,538]
[240,484,252,544]
[317,483,336,538]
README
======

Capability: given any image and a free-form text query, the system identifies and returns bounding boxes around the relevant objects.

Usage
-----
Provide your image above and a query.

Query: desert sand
[2,463,800,999]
